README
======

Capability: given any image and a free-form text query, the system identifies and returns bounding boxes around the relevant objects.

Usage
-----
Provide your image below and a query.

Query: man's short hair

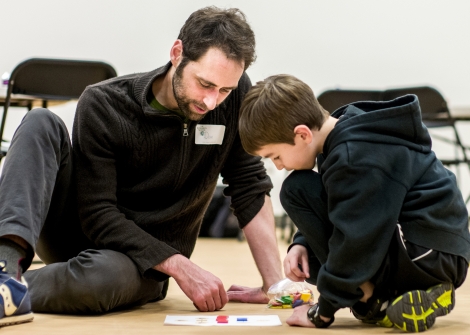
[178,6,256,71]
[239,74,329,155]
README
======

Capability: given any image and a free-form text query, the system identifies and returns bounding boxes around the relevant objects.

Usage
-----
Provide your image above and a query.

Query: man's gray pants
[0,108,166,314]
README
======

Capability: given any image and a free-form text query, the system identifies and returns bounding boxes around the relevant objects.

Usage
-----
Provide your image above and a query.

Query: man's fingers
[205,298,216,312]
[193,301,208,312]
[210,280,228,310]
[212,288,225,311]
[193,292,214,312]
[220,288,229,307]
[196,283,226,311]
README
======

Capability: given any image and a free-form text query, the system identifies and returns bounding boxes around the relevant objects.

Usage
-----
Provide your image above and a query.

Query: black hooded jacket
[294,94,470,317]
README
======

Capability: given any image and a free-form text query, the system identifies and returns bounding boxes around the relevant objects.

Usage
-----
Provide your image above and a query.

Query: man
[0,6,282,325]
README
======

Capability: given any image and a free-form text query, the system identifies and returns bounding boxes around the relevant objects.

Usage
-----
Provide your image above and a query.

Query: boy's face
[256,135,318,171]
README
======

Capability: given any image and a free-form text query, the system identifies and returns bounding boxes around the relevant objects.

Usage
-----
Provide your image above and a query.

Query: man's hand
[154,254,228,311]
[284,244,310,282]
[286,304,316,327]
[226,284,269,304]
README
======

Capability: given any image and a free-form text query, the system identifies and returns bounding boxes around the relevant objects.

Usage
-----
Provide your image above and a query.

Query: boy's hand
[284,245,310,282]
[226,284,269,303]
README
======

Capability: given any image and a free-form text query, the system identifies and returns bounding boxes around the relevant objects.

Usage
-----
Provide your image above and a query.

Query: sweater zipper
[174,118,189,192]
[183,117,189,136]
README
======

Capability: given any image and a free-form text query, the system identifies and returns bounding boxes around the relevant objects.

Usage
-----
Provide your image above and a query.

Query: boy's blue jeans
[0,108,166,314]
[280,169,467,301]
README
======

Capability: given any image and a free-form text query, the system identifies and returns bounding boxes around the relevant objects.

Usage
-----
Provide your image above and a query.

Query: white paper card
[164,315,282,326]
[195,125,225,145]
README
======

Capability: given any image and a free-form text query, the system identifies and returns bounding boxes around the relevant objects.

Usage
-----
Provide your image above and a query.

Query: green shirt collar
[149,96,185,119]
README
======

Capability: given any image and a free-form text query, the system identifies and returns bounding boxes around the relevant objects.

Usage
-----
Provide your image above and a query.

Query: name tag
[195,125,225,145]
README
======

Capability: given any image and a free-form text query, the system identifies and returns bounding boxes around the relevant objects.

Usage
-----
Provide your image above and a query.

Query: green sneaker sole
[386,283,455,332]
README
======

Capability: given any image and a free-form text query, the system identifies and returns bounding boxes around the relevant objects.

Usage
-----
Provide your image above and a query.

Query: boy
[239,74,470,332]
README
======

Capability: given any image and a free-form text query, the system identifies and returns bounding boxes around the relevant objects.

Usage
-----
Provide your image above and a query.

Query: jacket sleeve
[316,147,408,317]
[220,73,273,227]
[72,87,178,281]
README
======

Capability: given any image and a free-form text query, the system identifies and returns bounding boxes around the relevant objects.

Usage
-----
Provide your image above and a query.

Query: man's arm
[244,195,283,291]
[227,195,283,303]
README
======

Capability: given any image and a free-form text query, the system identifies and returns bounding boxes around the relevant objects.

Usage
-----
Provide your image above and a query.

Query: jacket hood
[324,94,432,156]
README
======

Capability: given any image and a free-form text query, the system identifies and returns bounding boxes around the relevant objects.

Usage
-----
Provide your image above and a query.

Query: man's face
[172,48,244,121]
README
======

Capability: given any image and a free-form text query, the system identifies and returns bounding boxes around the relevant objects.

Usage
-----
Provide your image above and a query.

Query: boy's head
[239,74,330,170]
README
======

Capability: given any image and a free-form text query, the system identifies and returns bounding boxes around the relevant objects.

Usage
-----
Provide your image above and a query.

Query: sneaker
[386,283,454,332]
[0,261,34,327]
[351,297,393,328]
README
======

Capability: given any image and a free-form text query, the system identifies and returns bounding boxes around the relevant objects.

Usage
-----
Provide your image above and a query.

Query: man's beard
[172,66,208,121]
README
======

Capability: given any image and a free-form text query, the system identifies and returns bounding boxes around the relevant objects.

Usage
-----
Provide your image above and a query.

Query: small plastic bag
[266,278,314,309]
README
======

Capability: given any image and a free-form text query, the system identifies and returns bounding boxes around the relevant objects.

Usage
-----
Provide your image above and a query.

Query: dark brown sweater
[72,63,273,281]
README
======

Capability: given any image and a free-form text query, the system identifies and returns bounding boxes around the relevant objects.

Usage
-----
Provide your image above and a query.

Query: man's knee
[13,108,69,149]
[20,108,67,135]
[23,108,55,124]
[67,250,152,314]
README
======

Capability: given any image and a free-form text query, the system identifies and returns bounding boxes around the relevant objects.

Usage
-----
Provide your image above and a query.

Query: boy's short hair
[239,74,329,154]
[178,6,256,71]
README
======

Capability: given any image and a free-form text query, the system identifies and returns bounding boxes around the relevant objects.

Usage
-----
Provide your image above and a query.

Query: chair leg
[450,125,470,205]
[452,125,469,162]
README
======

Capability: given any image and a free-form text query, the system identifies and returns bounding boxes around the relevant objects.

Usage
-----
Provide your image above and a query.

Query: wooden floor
[2,236,470,334]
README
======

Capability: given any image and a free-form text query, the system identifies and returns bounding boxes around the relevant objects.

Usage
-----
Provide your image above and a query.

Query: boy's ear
[294,125,313,143]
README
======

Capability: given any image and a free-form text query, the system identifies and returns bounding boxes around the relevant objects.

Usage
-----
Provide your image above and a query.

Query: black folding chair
[0,58,117,153]
[383,86,469,167]
[319,87,469,167]
[317,89,384,112]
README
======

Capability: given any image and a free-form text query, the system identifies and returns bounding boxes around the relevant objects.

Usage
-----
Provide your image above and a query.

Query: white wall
[2,0,470,214]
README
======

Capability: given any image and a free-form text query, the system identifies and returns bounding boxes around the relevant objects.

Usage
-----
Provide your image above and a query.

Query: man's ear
[170,40,183,67]
[294,125,313,143]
